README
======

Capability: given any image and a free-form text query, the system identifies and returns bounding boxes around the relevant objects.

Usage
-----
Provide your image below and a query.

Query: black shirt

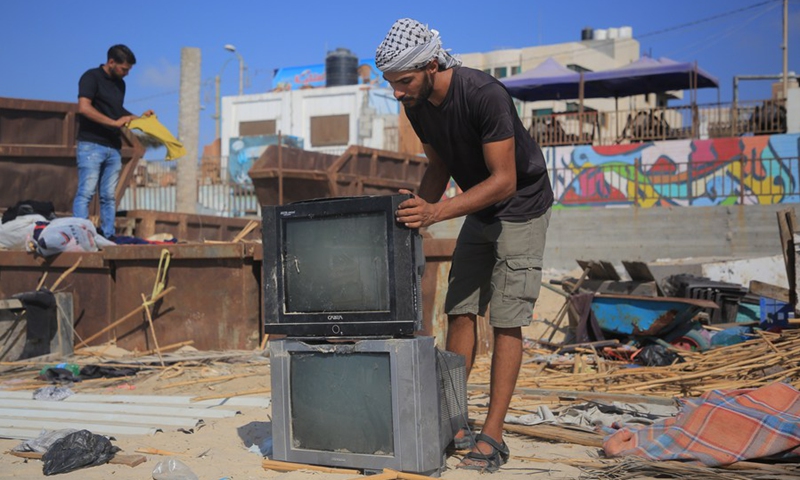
[77,65,131,150]
[406,66,553,222]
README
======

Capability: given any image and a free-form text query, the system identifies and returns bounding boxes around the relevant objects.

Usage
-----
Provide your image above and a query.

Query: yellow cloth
[127,114,187,160]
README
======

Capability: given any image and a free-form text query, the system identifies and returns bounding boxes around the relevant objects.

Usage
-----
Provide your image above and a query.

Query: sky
[2,0,798,159]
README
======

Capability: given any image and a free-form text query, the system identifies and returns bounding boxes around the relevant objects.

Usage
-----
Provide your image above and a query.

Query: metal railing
[526,99,788,147]
[120,158,261,218]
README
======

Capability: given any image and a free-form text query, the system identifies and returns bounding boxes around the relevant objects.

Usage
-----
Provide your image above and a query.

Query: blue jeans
[73,141,122,238]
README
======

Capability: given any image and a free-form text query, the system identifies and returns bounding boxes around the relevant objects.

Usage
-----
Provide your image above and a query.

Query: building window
[482,68,492,75]
[310,114,350,147]
[494,67,508,78]
[511,66,521,76]
[239,120,276,137]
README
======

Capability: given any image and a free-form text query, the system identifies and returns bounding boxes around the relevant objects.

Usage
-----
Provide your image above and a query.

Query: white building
[220,84,399,173]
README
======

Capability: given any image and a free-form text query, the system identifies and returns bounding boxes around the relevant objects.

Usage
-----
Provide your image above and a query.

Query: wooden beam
[262,459,360,474]
[749,280,790,303]
[8,451,146,467]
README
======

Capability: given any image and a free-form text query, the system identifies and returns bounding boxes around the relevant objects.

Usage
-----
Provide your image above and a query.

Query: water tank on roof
[326,48,358,87]
[608,27,619,39]
[581,27,593,41]
[594,29,608,40]
[619,26,633,38]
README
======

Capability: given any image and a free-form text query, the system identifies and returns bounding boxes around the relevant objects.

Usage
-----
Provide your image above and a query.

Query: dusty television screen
[283,213,390,313]
[289,351,394,454]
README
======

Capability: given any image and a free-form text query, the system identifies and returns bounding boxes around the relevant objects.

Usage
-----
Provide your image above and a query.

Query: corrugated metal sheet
[0,390,270,440]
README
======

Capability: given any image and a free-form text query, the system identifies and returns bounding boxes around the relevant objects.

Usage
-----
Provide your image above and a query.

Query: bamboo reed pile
[469,329,800,398]
[577,455,800,480]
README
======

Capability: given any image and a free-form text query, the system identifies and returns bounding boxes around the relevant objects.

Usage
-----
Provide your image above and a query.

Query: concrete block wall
[428,203,799,272]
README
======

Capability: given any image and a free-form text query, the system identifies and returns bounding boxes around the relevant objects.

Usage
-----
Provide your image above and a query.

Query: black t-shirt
[77,65,131,150]
[406,66,553,222]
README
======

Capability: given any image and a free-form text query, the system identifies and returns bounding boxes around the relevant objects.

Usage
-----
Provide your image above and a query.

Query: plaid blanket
[603,382,800,466]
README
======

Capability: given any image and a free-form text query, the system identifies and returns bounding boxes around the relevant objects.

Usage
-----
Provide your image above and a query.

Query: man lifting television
[376,18,553,473]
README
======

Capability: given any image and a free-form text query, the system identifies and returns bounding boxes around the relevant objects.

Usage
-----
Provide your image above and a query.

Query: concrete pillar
[177,47,201,213]
[787,87,800,134]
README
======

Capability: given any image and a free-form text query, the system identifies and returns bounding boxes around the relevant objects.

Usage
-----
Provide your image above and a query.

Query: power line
[507,0,784,67]
[664,1,781,60]
[637,0,779,39]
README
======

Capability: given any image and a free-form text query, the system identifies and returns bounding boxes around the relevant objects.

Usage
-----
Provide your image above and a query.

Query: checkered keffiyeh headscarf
[375,18,461,73]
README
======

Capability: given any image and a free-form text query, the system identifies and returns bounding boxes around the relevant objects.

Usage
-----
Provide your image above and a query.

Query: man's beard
[402,71,434,108]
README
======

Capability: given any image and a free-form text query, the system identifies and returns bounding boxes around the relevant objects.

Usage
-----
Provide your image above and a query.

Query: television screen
[290,351,393,454]
[262,195,424,337]
[284,214,389,313]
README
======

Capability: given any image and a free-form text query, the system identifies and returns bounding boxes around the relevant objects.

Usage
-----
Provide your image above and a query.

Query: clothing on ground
[603,382,800,466]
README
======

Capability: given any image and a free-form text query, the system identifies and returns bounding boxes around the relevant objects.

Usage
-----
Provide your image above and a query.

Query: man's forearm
[78,98,133,129]
[417,144,451,203]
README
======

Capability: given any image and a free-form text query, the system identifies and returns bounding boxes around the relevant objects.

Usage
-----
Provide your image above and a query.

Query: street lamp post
[224,44,245,96]
[214,44,246,140]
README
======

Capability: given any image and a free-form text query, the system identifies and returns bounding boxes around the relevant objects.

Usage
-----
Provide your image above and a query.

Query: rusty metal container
[103,243,261,351]
[0,243,262,353]
[249,144,428,205]
[0,97,144,215]
[0,251,112,345]
[119,210,261,242]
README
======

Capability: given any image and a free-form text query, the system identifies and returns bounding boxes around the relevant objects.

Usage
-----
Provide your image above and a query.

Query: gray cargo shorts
[444,207,550,328]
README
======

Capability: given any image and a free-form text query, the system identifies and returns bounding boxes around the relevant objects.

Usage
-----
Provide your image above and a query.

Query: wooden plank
[749,280,790,303]
[576,260,619,281]
[795,232,800,315]
[473,419,604,448]
[776,208,797,307]
[8,451,146,467]
[262,458,360,474]
[0,299,23,310]
[621,260,656,282]
[598,261,621,281]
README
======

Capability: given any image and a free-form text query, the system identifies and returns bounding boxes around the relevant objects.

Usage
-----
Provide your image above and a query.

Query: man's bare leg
[461,326,523,465]
[447,313,477,447]
[446,313,478,374]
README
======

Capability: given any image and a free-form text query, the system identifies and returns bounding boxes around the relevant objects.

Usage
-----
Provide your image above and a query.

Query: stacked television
[263,194,467,476]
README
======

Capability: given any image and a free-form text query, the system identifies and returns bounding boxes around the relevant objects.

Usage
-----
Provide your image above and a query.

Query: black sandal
[456,433,510,473]
[451,426,474,450]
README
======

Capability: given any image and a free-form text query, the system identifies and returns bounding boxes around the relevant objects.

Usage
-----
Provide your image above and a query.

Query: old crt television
[269,336,467,475]
[262,194,424,337]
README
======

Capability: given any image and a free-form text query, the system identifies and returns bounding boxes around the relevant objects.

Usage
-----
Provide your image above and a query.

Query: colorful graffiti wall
[546,133,800,207]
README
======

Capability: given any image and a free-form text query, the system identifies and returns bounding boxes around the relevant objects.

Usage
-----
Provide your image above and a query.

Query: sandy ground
[0,269,611,480]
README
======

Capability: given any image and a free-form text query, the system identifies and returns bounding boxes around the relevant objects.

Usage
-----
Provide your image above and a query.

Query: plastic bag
[32,385,75,401]
[635,343,684,367]
[12,429,78,454]
[41,429,118,475]
[152,458,199,480]
[28,217,115,257]
[710,325,752,347]
[0,214,47,250]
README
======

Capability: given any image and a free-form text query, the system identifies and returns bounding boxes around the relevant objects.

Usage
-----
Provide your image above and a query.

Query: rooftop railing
[525,99,787,147]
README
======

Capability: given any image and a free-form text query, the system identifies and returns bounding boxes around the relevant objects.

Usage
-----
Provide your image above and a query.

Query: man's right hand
[114,115,137,128]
